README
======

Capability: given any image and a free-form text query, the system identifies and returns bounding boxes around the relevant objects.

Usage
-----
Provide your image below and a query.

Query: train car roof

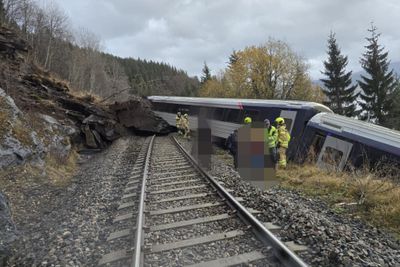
[148,96,333,113]
[309,113,400,156]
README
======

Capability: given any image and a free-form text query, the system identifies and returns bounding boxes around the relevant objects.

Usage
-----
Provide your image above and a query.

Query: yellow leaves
[199,38,324,103]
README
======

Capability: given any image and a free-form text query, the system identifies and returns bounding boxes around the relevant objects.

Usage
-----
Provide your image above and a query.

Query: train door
[317,136,353,171]
[279,110,297,134]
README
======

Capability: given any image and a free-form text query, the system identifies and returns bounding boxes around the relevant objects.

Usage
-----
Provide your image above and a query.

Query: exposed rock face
[0,26,28,61]
[110,99,171,134]
[0,192,17,267]
[0,25,171,152]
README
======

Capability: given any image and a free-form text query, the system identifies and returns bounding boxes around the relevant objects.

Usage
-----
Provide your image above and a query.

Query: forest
[0,0,199,101]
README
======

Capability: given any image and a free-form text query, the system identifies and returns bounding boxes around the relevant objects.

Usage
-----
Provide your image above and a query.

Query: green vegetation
[320,32,359,117]
[358,25,398,126]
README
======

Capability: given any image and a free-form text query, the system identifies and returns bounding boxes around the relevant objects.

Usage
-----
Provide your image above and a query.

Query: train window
[213,108,225,120]
[321,147,343,166]
[188,106,199,115]
[284,118,293,131]
[226,109,240,123]
[309,134,326,161]
[244,109,259,121]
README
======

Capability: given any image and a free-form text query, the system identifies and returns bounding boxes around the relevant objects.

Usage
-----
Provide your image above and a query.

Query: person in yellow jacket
[275,117,291,168]
[264,119,278,164]
[176,112,183,135]
[182,113,191,139]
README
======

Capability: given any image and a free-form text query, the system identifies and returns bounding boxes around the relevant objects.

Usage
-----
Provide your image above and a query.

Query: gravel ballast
[7,136,144,267]
[177,135,400,267]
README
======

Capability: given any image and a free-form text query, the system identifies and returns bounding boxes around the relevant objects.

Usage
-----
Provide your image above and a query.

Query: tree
[358,25,397,125]
[386,80,400,130]
[224,39,315,100]
[0,0,5,24]
[200,62,211,85]
[320,32,359,116]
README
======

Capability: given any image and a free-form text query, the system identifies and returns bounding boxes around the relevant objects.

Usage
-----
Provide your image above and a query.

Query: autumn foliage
[199,39,325,103]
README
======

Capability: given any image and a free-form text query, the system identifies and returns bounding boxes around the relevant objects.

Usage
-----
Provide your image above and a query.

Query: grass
[45,147,78,186]
[0,97,11,141]
[277,164,400,239]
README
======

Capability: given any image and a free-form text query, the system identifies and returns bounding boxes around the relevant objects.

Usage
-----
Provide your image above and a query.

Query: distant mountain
[314,61,400,87]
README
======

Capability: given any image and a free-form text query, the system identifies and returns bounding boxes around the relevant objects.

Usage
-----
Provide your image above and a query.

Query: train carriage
[301,113,400,171]
[148,96,333,159]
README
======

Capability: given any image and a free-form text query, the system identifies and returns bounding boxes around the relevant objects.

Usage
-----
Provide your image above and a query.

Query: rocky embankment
[0,25,170,265]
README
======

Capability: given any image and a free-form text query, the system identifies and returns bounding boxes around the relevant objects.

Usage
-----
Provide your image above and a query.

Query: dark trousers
[269,147,277,164]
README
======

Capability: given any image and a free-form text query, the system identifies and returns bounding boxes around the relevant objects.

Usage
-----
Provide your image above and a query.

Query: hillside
[0,25,171,264]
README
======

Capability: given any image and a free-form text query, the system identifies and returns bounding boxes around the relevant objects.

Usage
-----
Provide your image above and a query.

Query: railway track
[99,136,308,267]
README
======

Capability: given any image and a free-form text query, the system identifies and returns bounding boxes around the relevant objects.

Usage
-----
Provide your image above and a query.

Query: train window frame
[213,108,225,120]
[226,109,241,123]
[241,109,259,122]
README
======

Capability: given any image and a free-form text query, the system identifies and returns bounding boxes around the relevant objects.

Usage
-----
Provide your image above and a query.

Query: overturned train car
[148,96,332,160]
[300,113,400,171]
[148,96,400,171]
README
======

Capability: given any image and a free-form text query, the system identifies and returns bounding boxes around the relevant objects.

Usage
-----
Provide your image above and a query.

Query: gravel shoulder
[6,136,144,267]
[176,134,400,267]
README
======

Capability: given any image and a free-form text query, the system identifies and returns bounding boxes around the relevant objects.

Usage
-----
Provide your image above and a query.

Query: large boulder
[110,98,171,134]
[0,192,18,267]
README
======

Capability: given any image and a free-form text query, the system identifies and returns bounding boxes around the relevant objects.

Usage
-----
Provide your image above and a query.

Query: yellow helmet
[275,117,285,125]
[244,117,252,124]
[183,113,188,118]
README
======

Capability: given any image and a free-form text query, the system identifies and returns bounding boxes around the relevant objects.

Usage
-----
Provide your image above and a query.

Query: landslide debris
[0,25,170,265]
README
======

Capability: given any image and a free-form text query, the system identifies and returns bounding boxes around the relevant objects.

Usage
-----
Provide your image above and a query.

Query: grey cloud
[55,0,400,79]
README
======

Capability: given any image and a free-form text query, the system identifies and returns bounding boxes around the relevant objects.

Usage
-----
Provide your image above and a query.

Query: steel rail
[132,135,155,267]
[171,136,308,267]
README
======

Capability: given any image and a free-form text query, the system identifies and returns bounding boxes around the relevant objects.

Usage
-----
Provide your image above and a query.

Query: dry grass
[69,89,104,104]
[277,164,400,238]
[12,120,33,147]
[0,97,11,141]
[45,148,78,186]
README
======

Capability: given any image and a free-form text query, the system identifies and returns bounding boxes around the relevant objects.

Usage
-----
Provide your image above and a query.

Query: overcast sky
[53,0,400,79]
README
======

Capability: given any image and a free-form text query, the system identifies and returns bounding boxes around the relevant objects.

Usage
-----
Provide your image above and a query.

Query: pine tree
[358,24,397,125]
[200,62,211,85]
[228,50,239,69]
[320,32,358,116]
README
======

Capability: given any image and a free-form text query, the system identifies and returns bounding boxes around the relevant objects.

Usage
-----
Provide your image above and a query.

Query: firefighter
[264,119,278,164]
[244,116,252,125]
[182,113,190,138]
[176,112,183,135]
[275,117,291,168]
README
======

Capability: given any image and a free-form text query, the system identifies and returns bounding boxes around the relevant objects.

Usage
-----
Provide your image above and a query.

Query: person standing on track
[182,113,191,139]
[176,112,183,135]
[264,119,278,165]
[275,117,291,169]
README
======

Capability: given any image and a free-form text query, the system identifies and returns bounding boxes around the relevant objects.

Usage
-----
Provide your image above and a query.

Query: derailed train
[148,96,400,171]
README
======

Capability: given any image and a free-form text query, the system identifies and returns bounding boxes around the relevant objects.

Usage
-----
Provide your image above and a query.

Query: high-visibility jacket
[277,125,290,148]
[176,115,182,127]
[264,126,278,148]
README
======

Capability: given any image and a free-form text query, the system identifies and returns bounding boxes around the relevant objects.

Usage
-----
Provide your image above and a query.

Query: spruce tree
[358,25,397,125]
[200,62,211,85]
[228,50,239,69]
[320,32,358,116]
